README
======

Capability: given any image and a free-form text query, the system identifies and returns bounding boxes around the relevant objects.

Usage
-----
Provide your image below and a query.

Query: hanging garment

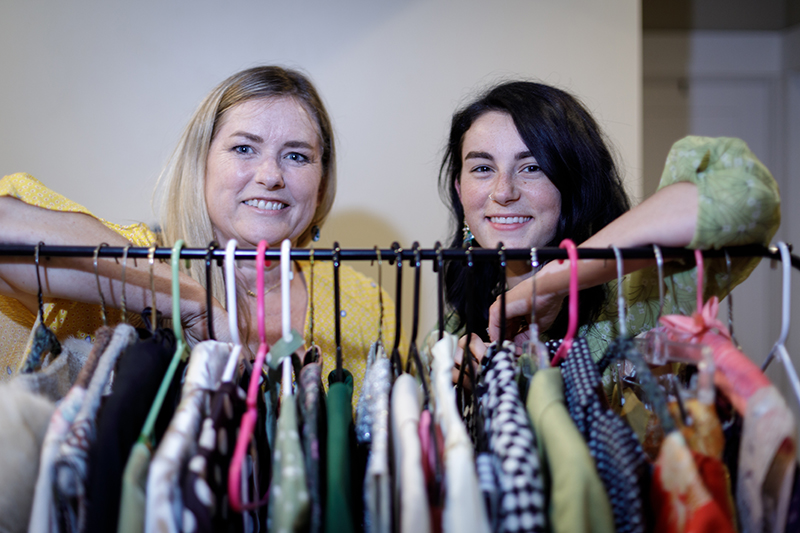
[298,361,327,533]
[355,342,381,446]
[418,409,443,533]
[526,366,615,533]
[181,379,248,533]
[430,334,490,533]
[84,327,177,533]
[14,320,93,403]
[475,452,501,532]
[391,372,430,533]
[362,355,391,533]
[267,388,310,532]
[561,337,648,533]
[478,344,547,533]
[0,382,56,533]
[146,340,229,533]
[650,431,734,533]
[660,298,797,533]
[28,329,111,533]
[117,333,187,533]
[53,323,138,532]
[325,369,358,533]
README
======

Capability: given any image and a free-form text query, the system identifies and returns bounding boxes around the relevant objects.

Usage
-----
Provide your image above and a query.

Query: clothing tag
[266,328,303,369]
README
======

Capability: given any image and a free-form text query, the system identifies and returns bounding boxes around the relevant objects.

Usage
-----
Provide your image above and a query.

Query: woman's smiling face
[204,96,323,248]
[456,110,561,250]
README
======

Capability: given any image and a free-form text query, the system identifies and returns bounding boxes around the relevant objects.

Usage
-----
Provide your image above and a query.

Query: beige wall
[0,0,641,333]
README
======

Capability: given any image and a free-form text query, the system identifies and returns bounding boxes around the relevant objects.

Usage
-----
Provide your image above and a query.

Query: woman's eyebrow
[464,151,493,160]
[284,140,316,150]
[516,151,535,160]
[231,131,264,143]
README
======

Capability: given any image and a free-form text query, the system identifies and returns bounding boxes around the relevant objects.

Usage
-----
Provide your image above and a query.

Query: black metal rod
[0,243,795,268]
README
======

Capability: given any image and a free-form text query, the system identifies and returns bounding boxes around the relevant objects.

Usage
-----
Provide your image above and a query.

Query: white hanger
[221,239,242,383]
[761,242,800,407]
[280,238,293,397]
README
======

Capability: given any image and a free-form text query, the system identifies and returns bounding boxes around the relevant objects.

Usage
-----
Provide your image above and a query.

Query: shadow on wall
[316,208,421,344]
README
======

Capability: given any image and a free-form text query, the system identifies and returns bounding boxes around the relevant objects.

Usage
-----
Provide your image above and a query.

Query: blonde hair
[154,66,336,311]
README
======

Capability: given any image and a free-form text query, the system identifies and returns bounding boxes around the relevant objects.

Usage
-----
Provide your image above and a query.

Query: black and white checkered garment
[477,345,547,533]
[561,337,648,533]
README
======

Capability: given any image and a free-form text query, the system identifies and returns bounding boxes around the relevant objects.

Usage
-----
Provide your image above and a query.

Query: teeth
[491,216,531,224]
[244,199,286,211]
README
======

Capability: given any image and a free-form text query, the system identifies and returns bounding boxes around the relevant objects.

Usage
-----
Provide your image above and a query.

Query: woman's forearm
[488,182,699,340]
[0,197,219,343]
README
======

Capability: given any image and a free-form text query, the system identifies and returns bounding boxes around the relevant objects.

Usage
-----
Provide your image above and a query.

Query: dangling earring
[462,221,476,247]
[311,225,321,242]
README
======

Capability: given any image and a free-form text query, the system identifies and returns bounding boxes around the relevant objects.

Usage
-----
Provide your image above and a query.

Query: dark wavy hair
[439,81,631,339]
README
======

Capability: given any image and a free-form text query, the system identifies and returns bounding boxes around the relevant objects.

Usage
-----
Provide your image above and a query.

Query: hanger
[119,244,132,324]
[404,243,431,401]
[373,245,386,349]
[135,240,190,450]
[390,242,404,379]
[333,241,344,382]
[304,246,321,365]
[204,241,220,340]
[18,241,62,373]
[434,241,445,341]
[522,247,550,371]
[550,239,579,366]
[761,242,800,408]
[93,243,109,327]
[229,240,271,512]
[456,245,478,394]
[279,239,297,397]
[146,245,158,332]
[220,239,243,382]
[497,242,507,346]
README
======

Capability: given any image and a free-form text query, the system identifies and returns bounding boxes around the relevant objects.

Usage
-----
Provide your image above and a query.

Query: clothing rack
[0,243,797,268]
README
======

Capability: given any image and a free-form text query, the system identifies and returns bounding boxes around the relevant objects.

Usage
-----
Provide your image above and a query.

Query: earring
[462,221,476,247]
[311,225,321,242]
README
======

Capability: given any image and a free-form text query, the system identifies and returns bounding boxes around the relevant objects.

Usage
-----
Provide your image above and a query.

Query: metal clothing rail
[0,243,796,269]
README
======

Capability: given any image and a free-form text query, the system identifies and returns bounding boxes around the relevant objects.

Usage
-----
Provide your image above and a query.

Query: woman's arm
[0,196,228,346]
[487,181,698,341]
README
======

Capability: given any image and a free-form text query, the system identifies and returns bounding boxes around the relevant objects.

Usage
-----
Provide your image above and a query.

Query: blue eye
[285,152,309,163]
[233,145,253,154]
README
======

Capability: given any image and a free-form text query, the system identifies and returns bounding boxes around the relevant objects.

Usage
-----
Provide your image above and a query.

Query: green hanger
[137,240,190,447]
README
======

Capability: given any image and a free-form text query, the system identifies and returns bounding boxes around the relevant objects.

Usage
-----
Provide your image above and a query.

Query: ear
[454,179,462,202]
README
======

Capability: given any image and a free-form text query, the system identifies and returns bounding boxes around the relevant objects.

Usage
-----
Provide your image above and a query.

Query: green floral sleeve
[584,136,781,363]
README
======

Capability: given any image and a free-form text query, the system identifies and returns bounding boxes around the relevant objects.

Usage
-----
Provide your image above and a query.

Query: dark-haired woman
[436,81,780,372]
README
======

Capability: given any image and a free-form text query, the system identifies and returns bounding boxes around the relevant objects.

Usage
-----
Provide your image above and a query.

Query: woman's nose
[255,158,285,189]
[491,172,519,204]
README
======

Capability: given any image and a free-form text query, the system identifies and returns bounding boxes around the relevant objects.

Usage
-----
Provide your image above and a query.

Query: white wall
[0,0,641,335]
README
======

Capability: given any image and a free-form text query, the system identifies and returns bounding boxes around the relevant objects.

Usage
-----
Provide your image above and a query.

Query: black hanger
[456,246,478,394]
[19,242,62,374]
[405,243,431,402]
[204,241,220,340]
[497,242,507,346]
[390,242,404,379]
[303,247,321,365]
[434,241,444,341]
[332,242,344,382]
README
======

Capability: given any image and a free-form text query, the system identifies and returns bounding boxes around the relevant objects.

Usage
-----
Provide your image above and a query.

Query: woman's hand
[487,266,567,343]
[450,333,489,390]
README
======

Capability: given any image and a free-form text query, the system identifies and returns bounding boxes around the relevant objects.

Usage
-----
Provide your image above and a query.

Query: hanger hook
[120,244,131,323]
[723,249,739,347]
[93,243,109,326]
[434,241,444,341]
[390,242,404,377]
[457,245,478,392]
[147,244,158,332]
[205,241,220,340]
[224,239,242,347]
[374,246,384,347]
[406,242,422,363]
[34,241,46,320]
[652,244,665,323]
[611,245,627,338]
[530,247,539,334]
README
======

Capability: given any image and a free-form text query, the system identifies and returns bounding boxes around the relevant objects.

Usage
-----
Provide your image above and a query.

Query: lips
[243,199,287,211]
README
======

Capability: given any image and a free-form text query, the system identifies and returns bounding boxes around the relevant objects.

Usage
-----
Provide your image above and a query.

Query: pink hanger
[550,239,578,366]
[228,240,271,512]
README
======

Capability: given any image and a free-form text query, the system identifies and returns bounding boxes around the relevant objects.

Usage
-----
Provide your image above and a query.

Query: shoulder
[0,173,156,246]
